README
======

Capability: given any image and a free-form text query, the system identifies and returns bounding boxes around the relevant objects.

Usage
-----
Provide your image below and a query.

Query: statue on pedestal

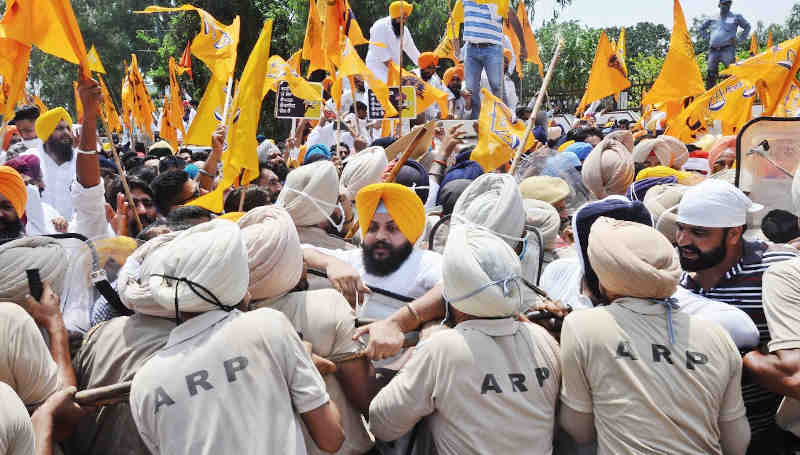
[698,0,751,88]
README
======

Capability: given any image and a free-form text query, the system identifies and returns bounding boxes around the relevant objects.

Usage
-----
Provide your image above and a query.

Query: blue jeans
[465,43,504,120]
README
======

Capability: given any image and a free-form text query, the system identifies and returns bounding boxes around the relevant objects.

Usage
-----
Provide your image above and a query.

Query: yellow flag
[616,28,628,77]
[168,57,185,138]
[159,95,178,152]
[472,88,535,172]
[87,45,106,74]
[126,54,156,140]
[517,2,543,77]
[576,31,631,116]
[767,31,774,49]
[264,55,323,101]
[504,19,523,78]
[642,1,704,107]
[387,61,449,117]
[0,0,90,77]
[120,60,133,134]
[323,0,368,68]
[722,36,800,115]
[0,36,31,119]
[73,81,83,121]
[750,34,759,56]
[287,50,302,75]
[335,38,398,117]
[137,6,240,82]
[475,0,509,18]
[189,20,273,213]
[774,79,800,117]
[302,0,329,75]
[32,95,47,113]
[665,76,757,143]
[98,75,121,134]
[434,0,463,63]
[184,76,229,146]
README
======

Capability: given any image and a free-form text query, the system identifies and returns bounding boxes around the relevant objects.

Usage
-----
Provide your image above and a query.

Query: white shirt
[23,185,59,236]
[480,73,518,115]
[130,308,329,455]
[22,147,77,219]
[306,122,336,150]
[311,246,443,320]
[366,17,421,83]
[447,87,472,120]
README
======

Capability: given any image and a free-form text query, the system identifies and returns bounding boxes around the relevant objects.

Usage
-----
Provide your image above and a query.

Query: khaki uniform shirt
[370,319,561,455]
[255,289,374,455]
[0,382,34,455]
[68,313,173,455]
[130,309,329,455]
[0,303,62,409]
[560,297,746,455]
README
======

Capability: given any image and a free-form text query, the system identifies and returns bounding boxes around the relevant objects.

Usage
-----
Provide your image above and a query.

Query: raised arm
[76,75,102,189]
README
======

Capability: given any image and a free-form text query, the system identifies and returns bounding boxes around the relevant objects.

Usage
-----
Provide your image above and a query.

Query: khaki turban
[643,184,688,243]
[605,129,634,153]
[588,217,680,300]
[0,166,26,217]
[443,225,523,318]
[519,175,570,205]
[119,231,181,318]
[581,138,635,199]
[340,147,389,201]
[0,236,67,304]
[632,135,688,169]
[35,107,72,142]
[523,199,560,250]
[147,220,249,313]
[389,1,413,18]
[238,206,303,301]
[356,183,425,244]
[452,173,525,248]
[277,160,339,227]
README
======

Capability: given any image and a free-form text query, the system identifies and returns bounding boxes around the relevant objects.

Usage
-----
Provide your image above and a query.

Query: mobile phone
[26,269,43,301]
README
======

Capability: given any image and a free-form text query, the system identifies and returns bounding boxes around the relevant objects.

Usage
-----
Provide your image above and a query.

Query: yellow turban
[636,166,700,185]
[0,166,26,218]
[443,65,464,86]
[356,183,425,244]
[390,1,413,18]
[519,176,570,205]
[418,52,439,70]
[219,212,245,222]
[35,107,72,142]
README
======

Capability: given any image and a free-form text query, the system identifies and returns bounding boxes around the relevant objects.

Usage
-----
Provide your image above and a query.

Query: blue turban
[303,144,332,164]
[439,160,484,189]
[565,142,594,162]
[625,176,678,202]
[184,164,200,180]
[395,159,429,203]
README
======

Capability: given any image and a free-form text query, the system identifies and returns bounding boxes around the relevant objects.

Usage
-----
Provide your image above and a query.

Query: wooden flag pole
[237,169,247,212]
[101,109,144,234]
[508,37,564,176]
[220,76,234,125]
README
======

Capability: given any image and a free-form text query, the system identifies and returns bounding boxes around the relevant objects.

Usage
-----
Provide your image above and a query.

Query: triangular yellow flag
[336,38,398,117]
[323,0,368,68]
[159,95,179,152]
[616,28,628,77]
[87,45,107,74]
[387,61,449,117]
[0,36,31,119]
[722,36,800,115]
[73,81,83,121]
[98,75,121,134]
[126,54,156,140]
[517,2,543,77]
[642,1,704,107]
[189,20,273,213]
[287,50,302,75]
[0,0,91,77]
[264,55,323,101]
[137,6,240,82]
[168,57,186,138]
[434,0,463,63]
[120,60,133,133]
[184,76,229,146]
[303,0,329,76]
[750,34,759,56]
[576,31,631,116]
[472,88,535,172]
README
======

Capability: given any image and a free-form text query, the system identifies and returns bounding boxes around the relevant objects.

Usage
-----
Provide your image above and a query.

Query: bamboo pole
[100,110,143,233]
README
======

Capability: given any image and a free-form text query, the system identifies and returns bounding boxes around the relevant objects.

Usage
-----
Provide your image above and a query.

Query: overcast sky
[532,0,796,29]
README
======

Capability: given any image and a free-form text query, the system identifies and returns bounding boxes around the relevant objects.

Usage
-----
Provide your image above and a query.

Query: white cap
[676,179,763,228]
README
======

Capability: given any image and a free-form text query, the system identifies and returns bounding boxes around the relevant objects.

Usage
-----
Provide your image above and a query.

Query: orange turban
[322,76,334,91]
[503,48,512,61]
[418,52,439,70]
[356,183,425,244]
[2,126,19,151]
[443,65,464,86]
[389,1,413,18]
[0,166,26,218]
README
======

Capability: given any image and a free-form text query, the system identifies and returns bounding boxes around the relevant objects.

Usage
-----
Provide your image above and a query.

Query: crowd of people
[2,1,800,454]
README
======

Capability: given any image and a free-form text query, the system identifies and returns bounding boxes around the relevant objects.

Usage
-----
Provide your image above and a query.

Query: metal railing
[545,81,654,115]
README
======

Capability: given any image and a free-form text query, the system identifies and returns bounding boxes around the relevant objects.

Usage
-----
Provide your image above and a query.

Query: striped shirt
[681,240,798,442]
[463,0,503,46]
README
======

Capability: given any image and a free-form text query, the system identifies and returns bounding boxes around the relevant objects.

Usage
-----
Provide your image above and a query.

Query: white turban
[523,199,560,250]
[605,129,634,153]
[643,184,689,243]
[588,217,681,300]
[277,160,340,227]
[257,139,280,163]
[119,231,180,318]
[632,135,688,169]
[238,206,303,301]
[581,137,635,199]
[0,236,67,304]
[340,146,388,201]
[443,225,523,318]
[147,220,249,313]
[677,179,762,228]
[451,173,525,248]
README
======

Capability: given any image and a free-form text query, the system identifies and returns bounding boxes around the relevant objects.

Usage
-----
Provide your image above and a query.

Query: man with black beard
[365,1,421,83]
[107,176,159,237]
[22,108,78,219]
[310,183,442,321]
[414,52,446,121]
[0,166,26,244]
[675,179,798,453]
[443,65,472,119]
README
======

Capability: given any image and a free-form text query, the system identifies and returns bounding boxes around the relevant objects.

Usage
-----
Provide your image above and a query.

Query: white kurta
[22,147,77,219]
[366,17,421,83]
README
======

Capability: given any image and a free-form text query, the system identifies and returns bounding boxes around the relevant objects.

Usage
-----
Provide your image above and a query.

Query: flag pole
[396,13,406,138]
[100,108,144,233]
[509,36,563,176]
[220,76,234,125]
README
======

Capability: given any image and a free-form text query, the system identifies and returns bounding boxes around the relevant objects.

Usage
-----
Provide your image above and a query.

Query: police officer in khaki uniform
[369,225,561,454]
